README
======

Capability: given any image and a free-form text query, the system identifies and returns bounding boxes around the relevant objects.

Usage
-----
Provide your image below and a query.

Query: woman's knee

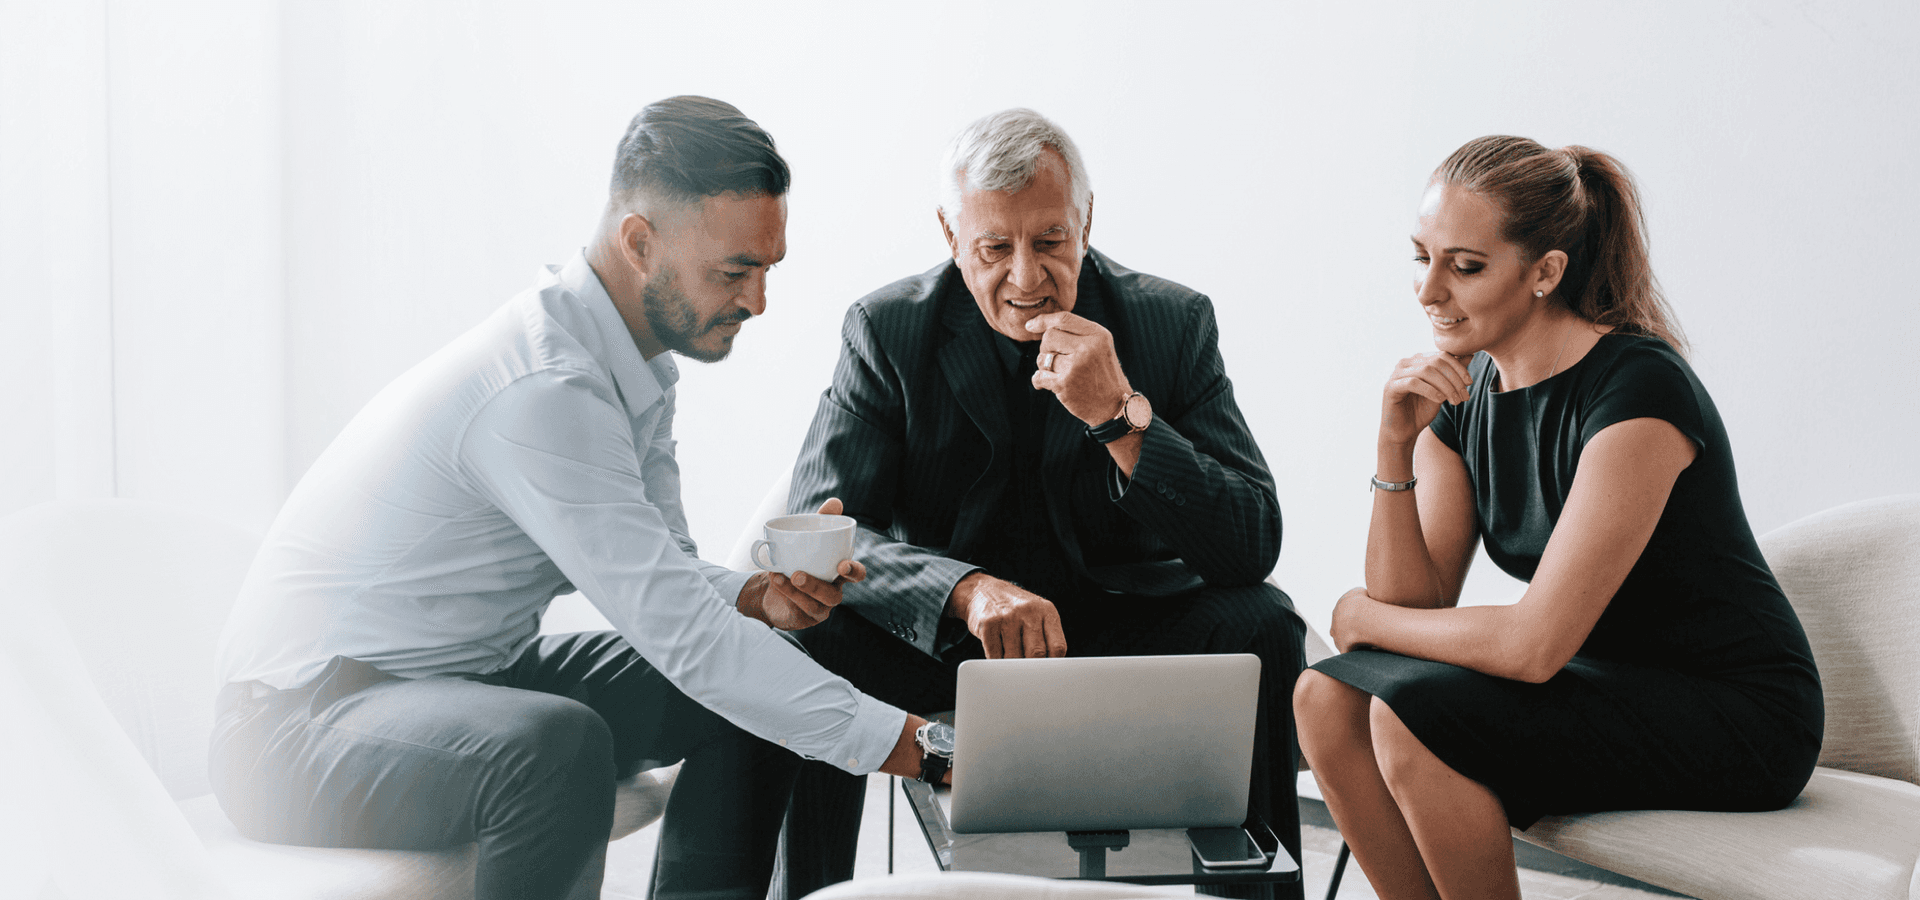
[1293,670,1369,751]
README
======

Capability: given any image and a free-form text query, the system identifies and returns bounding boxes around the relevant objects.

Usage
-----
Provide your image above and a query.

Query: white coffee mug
[751,514,856,582]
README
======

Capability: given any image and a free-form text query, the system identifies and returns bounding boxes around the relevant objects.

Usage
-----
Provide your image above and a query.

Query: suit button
[903,626,918,641]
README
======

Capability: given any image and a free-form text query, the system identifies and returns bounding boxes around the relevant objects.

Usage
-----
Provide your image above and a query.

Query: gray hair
[937,108,1092,227]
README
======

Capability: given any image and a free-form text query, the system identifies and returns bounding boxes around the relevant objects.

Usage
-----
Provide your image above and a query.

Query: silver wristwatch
[914,721,955,783]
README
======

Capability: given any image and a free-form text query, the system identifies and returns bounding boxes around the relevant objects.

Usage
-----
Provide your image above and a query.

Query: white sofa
[1514,494,1920,900]
[0,498,674,900]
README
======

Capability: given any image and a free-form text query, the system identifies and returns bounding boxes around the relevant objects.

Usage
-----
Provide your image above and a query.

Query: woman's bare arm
[1366,429,1479,609]
[1335,417,1696,682]
[1365,351,1480,609]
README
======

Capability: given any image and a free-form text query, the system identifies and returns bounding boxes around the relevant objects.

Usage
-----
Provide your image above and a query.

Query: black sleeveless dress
[1312,334,1823,828]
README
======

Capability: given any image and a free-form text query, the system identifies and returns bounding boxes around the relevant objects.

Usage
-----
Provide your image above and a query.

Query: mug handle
[751,539,777,571]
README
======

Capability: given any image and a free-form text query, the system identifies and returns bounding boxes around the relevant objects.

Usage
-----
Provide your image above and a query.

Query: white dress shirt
[217,252,905,774]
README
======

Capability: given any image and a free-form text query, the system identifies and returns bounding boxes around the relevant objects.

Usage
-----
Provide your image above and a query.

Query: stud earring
[1534,290,1545,298]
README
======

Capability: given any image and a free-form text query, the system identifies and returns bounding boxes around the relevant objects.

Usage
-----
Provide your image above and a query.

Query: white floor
[600,777,1682,899]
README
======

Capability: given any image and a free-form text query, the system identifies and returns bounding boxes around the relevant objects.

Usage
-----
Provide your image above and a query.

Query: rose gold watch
[1086,391,1151,444]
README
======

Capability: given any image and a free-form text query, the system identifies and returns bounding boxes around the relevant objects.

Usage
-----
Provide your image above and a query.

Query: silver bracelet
[1370,475,1417,492]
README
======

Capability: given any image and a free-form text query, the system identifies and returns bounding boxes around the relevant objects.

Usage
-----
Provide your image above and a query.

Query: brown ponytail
[1434,136,1688,356]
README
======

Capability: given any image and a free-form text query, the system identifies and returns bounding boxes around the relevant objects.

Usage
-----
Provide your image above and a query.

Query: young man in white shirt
[213,96,947,900]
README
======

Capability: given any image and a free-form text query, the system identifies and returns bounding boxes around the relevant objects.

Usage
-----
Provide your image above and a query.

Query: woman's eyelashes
[1411,255,1484,276]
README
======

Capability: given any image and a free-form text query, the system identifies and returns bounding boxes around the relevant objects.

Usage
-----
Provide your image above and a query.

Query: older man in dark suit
[776,108,1305,900]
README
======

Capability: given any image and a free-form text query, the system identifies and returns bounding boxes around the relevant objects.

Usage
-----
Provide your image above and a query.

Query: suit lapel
[937,282,1011,558]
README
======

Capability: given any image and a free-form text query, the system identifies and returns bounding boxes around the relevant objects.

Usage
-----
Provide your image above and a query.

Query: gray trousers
[210,631,801,900]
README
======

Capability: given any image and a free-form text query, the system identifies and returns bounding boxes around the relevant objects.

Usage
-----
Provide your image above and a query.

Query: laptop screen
[947,653,1260,834]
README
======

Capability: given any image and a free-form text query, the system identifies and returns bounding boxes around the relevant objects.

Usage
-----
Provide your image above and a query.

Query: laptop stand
[1065,830,1131,878]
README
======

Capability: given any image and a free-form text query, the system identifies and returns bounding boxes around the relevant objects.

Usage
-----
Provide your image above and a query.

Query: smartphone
[1188,826,1268,869]
[1246,819,1280,861]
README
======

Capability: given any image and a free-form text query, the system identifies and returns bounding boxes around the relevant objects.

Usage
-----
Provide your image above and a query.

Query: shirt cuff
[817,692,910,776]
[1107,420,1167,502]
[706,566,755,610]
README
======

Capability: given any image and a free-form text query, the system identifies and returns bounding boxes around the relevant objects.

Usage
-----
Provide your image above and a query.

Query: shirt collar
[559,251,679,417]
[991,330,1038,377]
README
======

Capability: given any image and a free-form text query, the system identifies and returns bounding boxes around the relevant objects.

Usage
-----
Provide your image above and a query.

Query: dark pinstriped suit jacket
[790,248,1286,658]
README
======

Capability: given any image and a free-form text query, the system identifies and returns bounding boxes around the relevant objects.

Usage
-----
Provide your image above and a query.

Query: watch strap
[918,753,951,785]
[1086,415,1134,444]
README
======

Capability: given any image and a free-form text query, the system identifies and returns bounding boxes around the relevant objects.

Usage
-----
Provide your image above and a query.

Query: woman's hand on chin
[1380,352,1474,447]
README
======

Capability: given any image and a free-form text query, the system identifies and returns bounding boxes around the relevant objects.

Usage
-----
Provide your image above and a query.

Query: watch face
[920,722,956,757]
[1123,393,1152,430]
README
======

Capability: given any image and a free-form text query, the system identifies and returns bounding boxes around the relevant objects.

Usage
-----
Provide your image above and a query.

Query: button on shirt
[216,252,906,774]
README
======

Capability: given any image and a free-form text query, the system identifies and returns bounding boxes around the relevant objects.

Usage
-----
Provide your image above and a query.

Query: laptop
[946,653,1261,834]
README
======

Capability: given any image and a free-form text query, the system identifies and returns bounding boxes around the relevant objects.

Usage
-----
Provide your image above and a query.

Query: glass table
[902,779,1300,887]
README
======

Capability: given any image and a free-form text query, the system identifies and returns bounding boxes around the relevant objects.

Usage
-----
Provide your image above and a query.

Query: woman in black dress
[1293,136,1822,900]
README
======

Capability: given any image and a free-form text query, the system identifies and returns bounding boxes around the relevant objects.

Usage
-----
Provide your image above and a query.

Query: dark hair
[1435,135,1687,356]
[610,96,790,206]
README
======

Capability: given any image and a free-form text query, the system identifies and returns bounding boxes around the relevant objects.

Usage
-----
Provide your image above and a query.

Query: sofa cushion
[1519,766,1920,900]
[1758,494,1920,784]
[181,794,476,900]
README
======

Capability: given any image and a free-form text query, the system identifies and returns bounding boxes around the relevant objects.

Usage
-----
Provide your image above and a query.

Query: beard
[641,267,749,363]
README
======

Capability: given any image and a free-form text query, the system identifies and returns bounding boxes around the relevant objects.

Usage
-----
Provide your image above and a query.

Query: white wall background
[4,0,1915,635]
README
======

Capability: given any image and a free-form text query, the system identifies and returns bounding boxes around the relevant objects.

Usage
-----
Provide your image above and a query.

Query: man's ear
[1534,249,1568,299]
[1080,194,1095,257]
[937,209,958,258]
[618,212,660,278]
